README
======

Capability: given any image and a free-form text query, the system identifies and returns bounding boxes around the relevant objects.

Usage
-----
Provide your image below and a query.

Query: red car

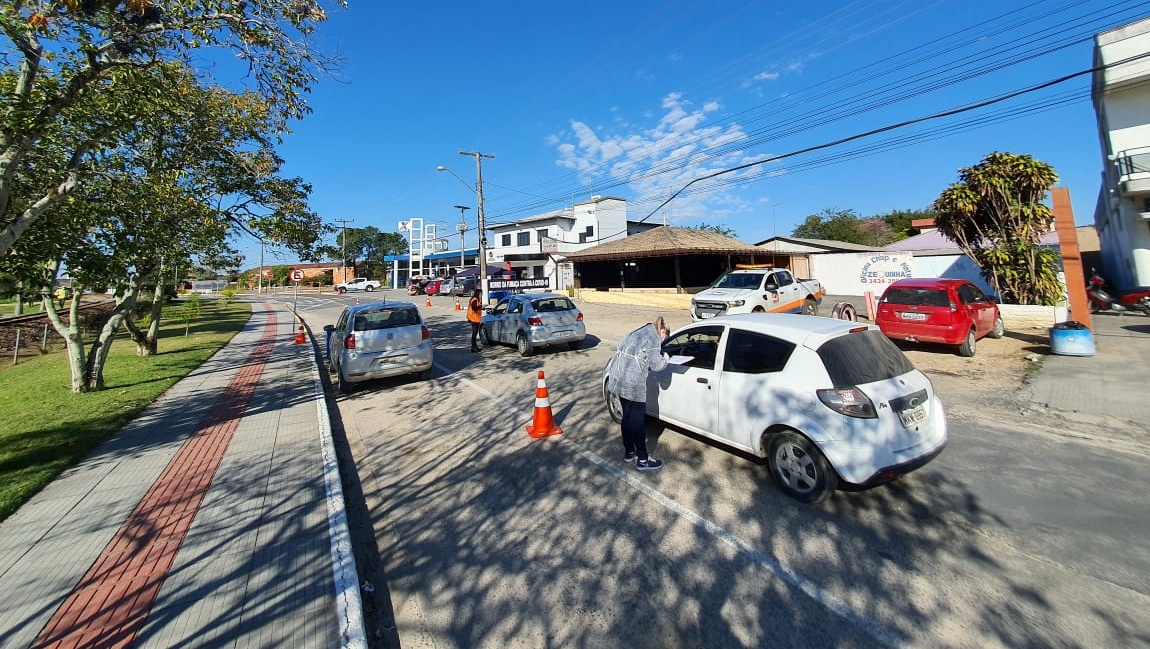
[875,278,1005,357]
[424,278,444,296]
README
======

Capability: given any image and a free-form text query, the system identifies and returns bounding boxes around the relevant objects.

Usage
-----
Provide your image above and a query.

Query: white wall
[810,251,996,297]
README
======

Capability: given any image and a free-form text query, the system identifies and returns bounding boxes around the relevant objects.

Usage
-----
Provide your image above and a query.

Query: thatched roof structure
[563,226,763,262]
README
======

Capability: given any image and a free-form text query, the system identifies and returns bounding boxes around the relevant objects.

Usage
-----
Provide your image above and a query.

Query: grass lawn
[0,301,251,523]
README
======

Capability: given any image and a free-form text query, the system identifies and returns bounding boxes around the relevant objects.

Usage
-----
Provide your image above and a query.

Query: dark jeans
[470,322,480,350]
[620,397,649,460]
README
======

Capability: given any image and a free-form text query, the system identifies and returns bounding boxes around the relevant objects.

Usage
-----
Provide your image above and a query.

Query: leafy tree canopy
[689,223,738,238]
[933,151,1062,305]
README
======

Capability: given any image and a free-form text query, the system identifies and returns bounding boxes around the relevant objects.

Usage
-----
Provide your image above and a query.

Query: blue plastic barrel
[1049,321,1095,356]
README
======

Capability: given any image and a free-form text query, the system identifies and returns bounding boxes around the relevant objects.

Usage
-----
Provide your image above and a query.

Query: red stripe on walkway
[32,311,281,649]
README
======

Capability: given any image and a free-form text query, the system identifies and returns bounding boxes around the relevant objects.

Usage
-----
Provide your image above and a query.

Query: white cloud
[754,71,780,82]
[551,93,781,223]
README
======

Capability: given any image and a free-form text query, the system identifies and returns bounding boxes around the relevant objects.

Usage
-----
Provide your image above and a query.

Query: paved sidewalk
[0,302,363,648]
[1026,311,1150,427]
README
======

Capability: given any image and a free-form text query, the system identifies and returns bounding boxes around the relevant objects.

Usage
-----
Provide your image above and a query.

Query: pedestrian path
[0,302,364,648]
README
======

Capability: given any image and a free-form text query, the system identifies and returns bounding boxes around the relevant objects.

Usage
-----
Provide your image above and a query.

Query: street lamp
[439,151,494,303]
[454,205,470,269]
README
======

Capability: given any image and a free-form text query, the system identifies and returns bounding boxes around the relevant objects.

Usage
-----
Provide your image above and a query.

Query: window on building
[501,234,512,247]
[532,265,544,278]
[536,228,549,241]
[578,225,595,244]
[517,231,531,246]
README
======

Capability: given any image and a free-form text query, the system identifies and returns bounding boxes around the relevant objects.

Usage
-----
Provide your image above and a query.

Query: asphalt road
[296,291,1150,649]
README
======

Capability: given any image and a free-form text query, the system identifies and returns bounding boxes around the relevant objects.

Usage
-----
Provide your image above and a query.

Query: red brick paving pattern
[31,312,279,649]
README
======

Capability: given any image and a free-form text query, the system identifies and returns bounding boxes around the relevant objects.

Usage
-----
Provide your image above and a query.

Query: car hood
[693,287,758,302]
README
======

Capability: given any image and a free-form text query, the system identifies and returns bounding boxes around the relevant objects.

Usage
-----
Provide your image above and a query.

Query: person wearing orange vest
[466,287,484,352]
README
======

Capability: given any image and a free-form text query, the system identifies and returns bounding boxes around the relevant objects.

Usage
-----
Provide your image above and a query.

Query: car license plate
[901,312,926,321]
[553,330,572,338]
[898,403,927,427]
[378,355,407,365]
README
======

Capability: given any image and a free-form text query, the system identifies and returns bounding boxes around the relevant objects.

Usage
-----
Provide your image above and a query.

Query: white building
[487,196,629,291]
[1093,17,1150,290]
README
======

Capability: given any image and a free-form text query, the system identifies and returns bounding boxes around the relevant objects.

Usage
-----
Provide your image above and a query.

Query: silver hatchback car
[324,301,434,394]
[479,293,586,356]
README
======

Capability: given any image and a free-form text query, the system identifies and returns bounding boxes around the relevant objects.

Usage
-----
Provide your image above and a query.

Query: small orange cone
[454,298,461,311]
[526,370,563,438]
[293,324,305,345]
[426,295,432,307]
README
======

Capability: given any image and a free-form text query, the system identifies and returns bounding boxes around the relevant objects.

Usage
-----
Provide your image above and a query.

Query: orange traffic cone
[293,324,305,345]
[454,298,462,311]
[426,295,432,307]
[526,370,563,438]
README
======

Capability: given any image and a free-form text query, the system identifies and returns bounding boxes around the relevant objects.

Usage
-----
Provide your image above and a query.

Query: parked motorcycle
[1086,272,1150,315]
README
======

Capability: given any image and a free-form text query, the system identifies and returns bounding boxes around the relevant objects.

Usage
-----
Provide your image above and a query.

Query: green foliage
[933,152,1062,305]
[790,207,935,246]
[177,293,202,336]
[689,223,738,238]
[220,286,238,308]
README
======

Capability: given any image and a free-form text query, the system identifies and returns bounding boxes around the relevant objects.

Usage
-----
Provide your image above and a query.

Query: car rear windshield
[882,287,950,307]
[712,272,763,289]
[817,330,915,386]
[531,297,576,312]
[353,308,420,331]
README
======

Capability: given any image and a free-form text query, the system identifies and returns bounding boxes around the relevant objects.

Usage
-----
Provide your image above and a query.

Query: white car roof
[683,313,875,347]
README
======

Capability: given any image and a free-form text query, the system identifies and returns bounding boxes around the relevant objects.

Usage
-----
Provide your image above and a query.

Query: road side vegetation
[934,152,1063,305]
[0,300,250,524]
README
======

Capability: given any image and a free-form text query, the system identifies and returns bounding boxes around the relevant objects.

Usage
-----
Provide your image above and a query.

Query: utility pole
[334,218,354,283]
[454,205,470,269]
[460,150,495,304]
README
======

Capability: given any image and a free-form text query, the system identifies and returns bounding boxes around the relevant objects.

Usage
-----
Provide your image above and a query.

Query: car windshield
[882,287,950,307]
[353,308,419,331]
[530,297,576,312]
[817,330,915,386]
[711,272,763,289]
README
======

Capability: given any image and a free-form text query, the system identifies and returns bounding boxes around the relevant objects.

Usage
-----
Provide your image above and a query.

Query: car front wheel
[479,327,492,347]
[802,298,818,316]
[767,431,837,504]
[604,379,623,423]
[957,328,976,357]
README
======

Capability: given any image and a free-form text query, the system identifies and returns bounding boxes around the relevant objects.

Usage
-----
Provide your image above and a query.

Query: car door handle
[696,377,709,384]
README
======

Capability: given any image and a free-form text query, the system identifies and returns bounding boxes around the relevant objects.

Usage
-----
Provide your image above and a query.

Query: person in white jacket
[606,322,670,471]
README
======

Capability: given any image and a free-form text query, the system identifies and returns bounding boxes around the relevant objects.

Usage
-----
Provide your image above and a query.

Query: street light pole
[454,205,470,269]
[258,238,265,294]
[439,152,494,303]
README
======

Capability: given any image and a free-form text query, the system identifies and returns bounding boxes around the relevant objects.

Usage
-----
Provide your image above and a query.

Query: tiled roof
[753,236,885,251]
[563,226,764,262]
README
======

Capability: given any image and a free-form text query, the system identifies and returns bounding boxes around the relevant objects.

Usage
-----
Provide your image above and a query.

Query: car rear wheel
[752,306,765,313]
[957,328,976,357]
[604,379,623,423]
[767,431,836,504]
[990,315,1005,339]
[365,285,374,292]
[479,327,491,347]
[337,367,354,395]
[337,287,347,295]
[802,298,818,316]
[516,333,533,357]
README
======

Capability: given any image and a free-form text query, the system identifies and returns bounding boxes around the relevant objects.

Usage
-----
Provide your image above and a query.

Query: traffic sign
[290,269,304,282]
[265,270,274,279]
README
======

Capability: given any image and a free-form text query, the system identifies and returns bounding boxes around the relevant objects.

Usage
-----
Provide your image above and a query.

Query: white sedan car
[604,313,948,503]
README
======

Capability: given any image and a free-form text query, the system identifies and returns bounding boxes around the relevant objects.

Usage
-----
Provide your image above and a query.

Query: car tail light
[421,325,430,340]
[817,387,877,418]
[343,333,356,350]
[528,316,543,326]
[576,312,583,322]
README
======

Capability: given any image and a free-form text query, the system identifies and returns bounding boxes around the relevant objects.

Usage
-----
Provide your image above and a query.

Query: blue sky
[251,0,1150,268]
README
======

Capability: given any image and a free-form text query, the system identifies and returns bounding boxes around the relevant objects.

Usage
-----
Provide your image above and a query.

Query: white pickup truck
[690,268,824,321]
[334,278,381,293]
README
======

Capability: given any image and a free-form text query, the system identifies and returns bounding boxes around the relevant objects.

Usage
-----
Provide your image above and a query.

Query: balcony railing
[1116,146,1150,197]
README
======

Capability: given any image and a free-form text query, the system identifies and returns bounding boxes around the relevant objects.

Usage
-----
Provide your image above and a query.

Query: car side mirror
[764,283,778,291]
[323,325,335,333]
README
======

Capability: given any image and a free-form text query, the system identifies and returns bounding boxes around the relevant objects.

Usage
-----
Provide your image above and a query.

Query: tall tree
[0,0,347,256]
[933,152,1062,305]
[791,208,865,243]
[690,223,738,238]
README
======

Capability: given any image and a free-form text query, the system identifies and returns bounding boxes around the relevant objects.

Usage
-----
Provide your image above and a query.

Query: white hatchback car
[603,313,948,503]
